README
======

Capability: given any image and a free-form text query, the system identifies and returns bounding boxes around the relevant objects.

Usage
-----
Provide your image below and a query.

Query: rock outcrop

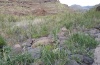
[96,6,100,11]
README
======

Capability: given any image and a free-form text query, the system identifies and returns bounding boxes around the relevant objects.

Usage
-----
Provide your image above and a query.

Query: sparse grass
[0,4,100,65]
[41,45,68,65]
[65,33,98,56]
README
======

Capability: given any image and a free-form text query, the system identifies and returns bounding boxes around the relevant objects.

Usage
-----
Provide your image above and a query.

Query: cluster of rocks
[86,28,100,42]
[85,28,100,65]
[12,27,100,65]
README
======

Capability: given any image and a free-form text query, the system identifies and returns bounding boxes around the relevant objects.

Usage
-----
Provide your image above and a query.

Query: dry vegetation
[0,1,100,65]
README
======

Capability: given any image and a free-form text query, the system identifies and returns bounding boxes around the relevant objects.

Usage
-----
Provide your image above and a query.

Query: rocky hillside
[0,0,69,16]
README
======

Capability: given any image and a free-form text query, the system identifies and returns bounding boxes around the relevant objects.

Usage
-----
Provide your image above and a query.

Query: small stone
[12,44,22,54]
[61,27,68,32]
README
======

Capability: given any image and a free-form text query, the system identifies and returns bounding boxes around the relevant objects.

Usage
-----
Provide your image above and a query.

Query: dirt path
[93,45,100,65]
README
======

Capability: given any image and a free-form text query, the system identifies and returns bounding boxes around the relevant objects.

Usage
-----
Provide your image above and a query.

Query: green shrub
[71,33,98,49]
[0,46,34,65]
[0,35,6,48]
[65,33,98,56]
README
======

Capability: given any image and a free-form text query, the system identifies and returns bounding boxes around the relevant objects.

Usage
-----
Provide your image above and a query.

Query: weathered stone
[28,47,41,59]
[89,29,100,34]
[83,55,94,65]
[12,44,23,54]
[95,33,100,38]
[61,27,68,32]
[32,37,54,48]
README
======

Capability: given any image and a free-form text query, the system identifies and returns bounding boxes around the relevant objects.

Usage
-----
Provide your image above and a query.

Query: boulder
[28,47,41,59]
[32,37,54,48]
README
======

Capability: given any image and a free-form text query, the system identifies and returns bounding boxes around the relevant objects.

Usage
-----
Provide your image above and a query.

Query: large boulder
[32,37,54,48]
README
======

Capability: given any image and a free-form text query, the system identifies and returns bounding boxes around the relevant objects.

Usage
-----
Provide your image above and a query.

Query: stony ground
[93,45,100,65]
[12,26,100,65]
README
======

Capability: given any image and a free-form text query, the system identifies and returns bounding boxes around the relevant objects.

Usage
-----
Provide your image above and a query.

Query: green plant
[71,33,98,49]
[0,35,6,48]
[0,46,34,65]
[41,45,68,65]
[64,33,98,56]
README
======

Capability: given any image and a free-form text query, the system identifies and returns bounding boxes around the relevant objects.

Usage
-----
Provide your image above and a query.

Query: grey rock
[58,36,67,41]
[89,29,100,34]
[66,60,79,65]
[28,47,41,59]
[83,55,94,65]
[95,33,100,38]
[95,38,100,42]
